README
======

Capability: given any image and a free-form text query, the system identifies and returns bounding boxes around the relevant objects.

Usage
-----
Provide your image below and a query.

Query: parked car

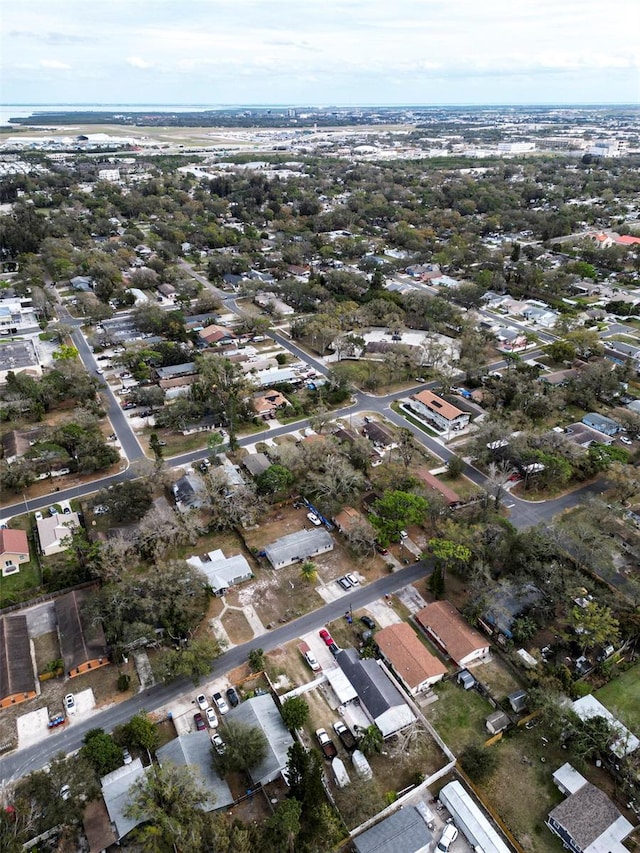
[93,505,108,515]
[59,784,71,801]
[211,732,225,754]
[620,436,633,445]
[337,576,352,590]
[319,628,334,645]
[122,748,132,765]
[307,512,322,526]
[122,402,137,410]
[360,615,376,630]
[95,367,104,375]
[345,573,359,586]
[328,642,340,657]
[205,707,218,728]
[375,543,389,555]
[194,712,206,731]
[49,506,58,516]
[437,823,459,852]
[304,650,321,671]
[212,691,229,715]
[226,687,239,707]
[196,693,209,711]
[63,694,76,715]
[34,511,43,521]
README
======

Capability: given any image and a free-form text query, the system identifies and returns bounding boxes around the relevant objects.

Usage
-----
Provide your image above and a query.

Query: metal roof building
[439,780,512,853]
[353,805,432,853]
[263,528,333,569]
[157,731,233,810]
[227,693,294,786]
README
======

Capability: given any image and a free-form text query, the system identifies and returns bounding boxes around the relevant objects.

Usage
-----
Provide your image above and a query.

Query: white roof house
[572,695,639,757]
[186,549,253,595]
[263,528,333,569]
[36,512,80,557]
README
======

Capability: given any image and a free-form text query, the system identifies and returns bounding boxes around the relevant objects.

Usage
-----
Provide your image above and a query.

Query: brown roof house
[0,528,30,577]
[198,324,237,346]
[414,468,462,507]
[253,389,290,419]
[411,390,470,433]
[375,623,446,695]
[82,799,117,853]
[362,421,396,448]
[334,506,371,535]
[0,615,37,709]
[55,589,109,678]
[416,601,489,667]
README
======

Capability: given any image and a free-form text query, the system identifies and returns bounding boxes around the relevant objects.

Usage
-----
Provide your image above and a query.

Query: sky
[1,0,639,106]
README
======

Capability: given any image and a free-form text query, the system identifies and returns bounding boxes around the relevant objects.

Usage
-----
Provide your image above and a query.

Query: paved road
[0,559,431,784]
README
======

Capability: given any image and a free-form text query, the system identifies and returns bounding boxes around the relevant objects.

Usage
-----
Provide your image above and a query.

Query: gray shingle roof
[353,806,432,853]
[157,732,233,810]
[55,589,107,674]
[548,783,625,850]
[263,528,333,568]
[227,693,294,786]
[0,615,35,700]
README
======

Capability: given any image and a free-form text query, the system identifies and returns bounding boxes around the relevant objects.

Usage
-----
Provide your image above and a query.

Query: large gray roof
[101,759,148,841]
[55,588,107,674]
[548,782,630,851]
[353,806,432,853]
[157,732,233,810]
[227,693,294,785]
[0,615,35,700]
[263,527,333,567]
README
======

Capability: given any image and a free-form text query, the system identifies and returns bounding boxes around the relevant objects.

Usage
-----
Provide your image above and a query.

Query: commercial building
[410,391,470,433]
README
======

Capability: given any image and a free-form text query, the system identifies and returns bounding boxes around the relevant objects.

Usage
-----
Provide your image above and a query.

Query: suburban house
[413,467,462,507]
[157,282,176,299]
[479,583,543,641]
[36,512,80,557]
[547,764,634,853]
[1,427,47,464]
[82,799,117,853]
[157,732,233,810]
[242,452,272,478]
[572,695,639,757]
[335,648,416,737]
[55,589,109,678]
[101,759,149,843]
[361,421,397,448]
[0,528,30,577]
[172,473,207,511]
[353,805,433,853]
[332,427,359,445]
[155,362,197,381]
[186,549,253,596]
[411,390,470,433]
[252,389,290,419]
[227,694,294,786]
[563,422,615,448]
[262,528,333,569]
[415,601,490,667]
[333,506,373,537]
[375,623,446,695]
[582,412,622,436]
[0,615,37,709]
[198,324,237,347]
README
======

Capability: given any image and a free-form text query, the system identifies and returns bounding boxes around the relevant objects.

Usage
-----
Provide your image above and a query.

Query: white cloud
[126,56,152,69]
[40,59,71,70]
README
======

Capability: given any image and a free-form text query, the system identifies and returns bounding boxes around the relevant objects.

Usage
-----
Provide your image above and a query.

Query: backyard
[595,663,640,733]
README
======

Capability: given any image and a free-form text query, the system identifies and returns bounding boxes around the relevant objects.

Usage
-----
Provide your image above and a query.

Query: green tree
[126,763,209,853]
[281,696,310,731]
[118,713,159,753]
[52,343,79,360]
[428,564,445,599]
[213,720,268,777]
[459,744,497,781]
[446,455,464,478]
[265,798,302,853]
[360,724,384,757]
[547,339,577,364]
[371,490,428,543]
[428,538,472,578]
[94,479,153,523]
[300,560,318,583]
[81,729,122,776]
[149,432,164,462]
[248,647,266,672]
[255,463,294,495]
[156,635,223,685]
[570,602,619,653]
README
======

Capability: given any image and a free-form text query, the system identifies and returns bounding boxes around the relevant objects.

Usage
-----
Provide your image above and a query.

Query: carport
[325,667,358,705]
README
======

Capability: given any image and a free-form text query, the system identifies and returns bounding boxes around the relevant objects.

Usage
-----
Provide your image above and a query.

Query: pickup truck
[333,720,357,751]
[315,728,338,759]
[298,641,321,672]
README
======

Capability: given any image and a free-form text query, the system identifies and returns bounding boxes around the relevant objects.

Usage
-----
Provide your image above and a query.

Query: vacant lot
[595,664,640,733]
[220,609,254,645]
[429,680,493,752]
[474,657,523,700]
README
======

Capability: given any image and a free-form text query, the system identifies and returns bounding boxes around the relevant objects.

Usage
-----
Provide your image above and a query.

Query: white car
[35,511,43,521]
[205,707,218,728]
[307,512,322,526]
[196,693,209,711]
[304,650,321,672]
[212,691,229,715]
[620,436,633,445]
[211,732,225,754]
[345,573,359,586]
[64,694,76,715]
[437,823,459,852]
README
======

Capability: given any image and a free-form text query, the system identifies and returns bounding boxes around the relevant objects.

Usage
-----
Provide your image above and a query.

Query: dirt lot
[32,631,61,672]
[221,609,254,645]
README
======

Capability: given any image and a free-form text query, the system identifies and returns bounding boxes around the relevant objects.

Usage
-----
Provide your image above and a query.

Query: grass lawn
[391,403,439,437]
[474,657,524,700]
[429,680,493,752]
[595,664,640,733]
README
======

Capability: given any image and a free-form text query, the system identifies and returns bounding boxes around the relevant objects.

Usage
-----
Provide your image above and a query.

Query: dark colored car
[226,687,239,707]
[194,712,206,731]
[375,543,389,555]
[360,615,376,630]
[337,576,352,590]
[328,642,340,657]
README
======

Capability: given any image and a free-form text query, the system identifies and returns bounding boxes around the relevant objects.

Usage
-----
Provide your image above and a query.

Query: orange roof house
[411,390,470,432]
[375,623,446,694]
[198,324,237,346]
[416,601,489,667]
[0,528,30,577]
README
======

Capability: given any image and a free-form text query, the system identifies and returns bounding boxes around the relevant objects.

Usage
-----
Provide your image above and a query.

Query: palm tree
[360,724,383,756]
[300,561,317,583]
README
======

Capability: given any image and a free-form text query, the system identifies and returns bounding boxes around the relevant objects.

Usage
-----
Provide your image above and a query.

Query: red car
[319,628,334,646]
[194,712,206,731]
